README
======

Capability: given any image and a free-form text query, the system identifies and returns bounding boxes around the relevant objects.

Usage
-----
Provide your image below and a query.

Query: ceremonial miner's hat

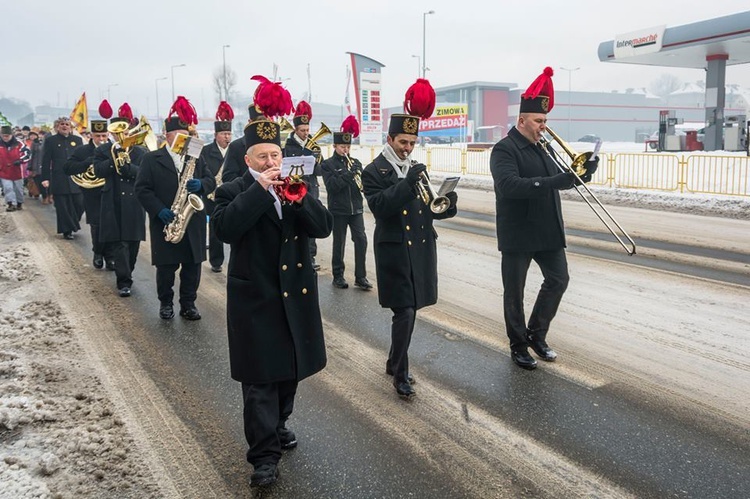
[164,96,198,133]
[388,78,435,137]
[334,115,359,145]
[244,75,293,148]
[292,100,312,128]
[110,102,135,126]
[90,100,112,133]
[248,102,265,122]
[214,101,234,133]
[520,67,555,114]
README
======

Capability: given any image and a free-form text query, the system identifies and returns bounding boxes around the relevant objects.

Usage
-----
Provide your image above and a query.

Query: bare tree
[212,66,238,103]
[649,74,682,98]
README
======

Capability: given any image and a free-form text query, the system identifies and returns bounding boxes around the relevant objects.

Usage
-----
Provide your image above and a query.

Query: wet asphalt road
[27,200,750,498]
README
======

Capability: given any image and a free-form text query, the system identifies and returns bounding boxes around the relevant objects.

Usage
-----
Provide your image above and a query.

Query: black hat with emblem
[388,78,435,137]
[519,66,555,114]
[164,96,198,133]
[334,115,360,145]
[244,120,281,148]
[214,101,234,132]
[248,102,264,122]
[292,101,312,127]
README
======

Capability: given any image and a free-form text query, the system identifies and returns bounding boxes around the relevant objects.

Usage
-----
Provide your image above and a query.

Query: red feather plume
[522,66,555,111]
[340,115,360,138]
[294,100,313,120]
[168,96,198,125]
[251,75,294,118]
[216,101,234,121]
[118,103,133,122]
[403,78,436,120]
[98,100,113,120]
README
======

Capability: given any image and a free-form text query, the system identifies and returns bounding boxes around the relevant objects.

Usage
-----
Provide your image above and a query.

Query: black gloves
[548,172,577,190]
[405,163,427,185]
[446,191,458,208]
[578,157,599,183]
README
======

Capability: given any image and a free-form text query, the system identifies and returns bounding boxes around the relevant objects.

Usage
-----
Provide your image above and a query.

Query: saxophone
[206,159,224,201]
[164,139,205,244]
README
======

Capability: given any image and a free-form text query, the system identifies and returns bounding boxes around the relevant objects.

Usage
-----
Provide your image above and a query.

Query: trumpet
[345,153,363,191]
[274,162,308,204]
[412,162,450,214]
[541,126,636,255]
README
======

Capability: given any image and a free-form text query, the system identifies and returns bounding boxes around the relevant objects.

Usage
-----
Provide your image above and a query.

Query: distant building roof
[435,81,517,93]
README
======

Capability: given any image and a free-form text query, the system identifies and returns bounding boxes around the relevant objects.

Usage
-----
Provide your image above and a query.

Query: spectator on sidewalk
[0,125,31,211]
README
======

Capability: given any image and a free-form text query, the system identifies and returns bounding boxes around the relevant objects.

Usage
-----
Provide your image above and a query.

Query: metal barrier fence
[337,145,750,197]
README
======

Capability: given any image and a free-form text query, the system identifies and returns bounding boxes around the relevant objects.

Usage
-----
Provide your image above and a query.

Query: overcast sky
[2,1,749,120]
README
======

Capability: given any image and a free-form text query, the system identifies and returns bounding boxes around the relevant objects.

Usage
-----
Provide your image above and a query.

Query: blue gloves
[186,179,202,193]
[158,208,176,225]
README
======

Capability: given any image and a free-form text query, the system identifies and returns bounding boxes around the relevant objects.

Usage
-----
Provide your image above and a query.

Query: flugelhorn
[412,162,450,214]
[345,153,363,191]
[541,126,636,255]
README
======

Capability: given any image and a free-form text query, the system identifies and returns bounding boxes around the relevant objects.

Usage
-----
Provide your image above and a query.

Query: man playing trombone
[490,67,598,371]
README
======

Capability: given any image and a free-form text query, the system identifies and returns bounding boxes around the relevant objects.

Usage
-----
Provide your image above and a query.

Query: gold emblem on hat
[403,117,418,134]
[256,122,277,140]
[300,116,309,124]
[342,133,352,143]
[541,96,549,113]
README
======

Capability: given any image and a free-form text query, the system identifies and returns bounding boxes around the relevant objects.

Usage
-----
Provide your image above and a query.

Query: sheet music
[281,156,316,178]
[437,176,460,196]
[591,140,602,161]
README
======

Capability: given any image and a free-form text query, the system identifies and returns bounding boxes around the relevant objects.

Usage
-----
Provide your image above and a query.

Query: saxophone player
[135,97,216,320]
[199,101,234,273]
[320,115,371,290]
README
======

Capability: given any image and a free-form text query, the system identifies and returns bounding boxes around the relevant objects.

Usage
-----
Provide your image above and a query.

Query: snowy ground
[0,213,160,498]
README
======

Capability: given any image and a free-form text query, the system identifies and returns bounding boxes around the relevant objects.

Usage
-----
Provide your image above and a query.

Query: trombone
[541,126,636,255]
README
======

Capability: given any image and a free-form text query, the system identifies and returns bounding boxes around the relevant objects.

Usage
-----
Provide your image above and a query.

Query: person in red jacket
[0,125,31,211]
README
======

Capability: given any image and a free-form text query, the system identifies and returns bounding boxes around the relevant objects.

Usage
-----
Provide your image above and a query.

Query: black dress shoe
[332,276,349,289]
[63,232,74,240]
[179,306,202,321]
[105,260,116,271]
[526,332,558,362]
[159,304,175,320]
[278,427,297,450]
[93,254,104,269]
[394,381,416,400]
[210,266,222,273]
[385,367,416,384]
[354,277,373,290]
[118,287,131,297]
[511,348,538,370]
[250,463,279,487]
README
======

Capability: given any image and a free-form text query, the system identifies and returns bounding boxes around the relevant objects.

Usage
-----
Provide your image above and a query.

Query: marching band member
[283,100,322,270]
[211,76,331,488]
[135,97,215,320]
[490,67,598,370]
[93,105,148,298]
[199,101,234,273]
[63,100,115,270]
[41,116,84,239]
[320,115,372,290]
[361,79,458,400]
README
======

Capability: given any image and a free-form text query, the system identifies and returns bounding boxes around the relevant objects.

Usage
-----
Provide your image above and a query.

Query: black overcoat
[134,147,215,266]
[63,140,104,225]
[198,140,224,214]
[93,143,147,242]
[320,152,364,216]
[489,126,569,252]
[212,171,333,384]
[41,133,83,195]
[220,136,246,184]
[362,154,457,310]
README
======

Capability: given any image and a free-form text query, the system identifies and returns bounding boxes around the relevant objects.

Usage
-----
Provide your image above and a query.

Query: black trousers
[155,262,201,307]
[112,241,141,289]
[89,224,112,258]
[331,213,367,279]
[306,181,320,261]
[387,307,417,384]
[241,380,298,466]
[54,193,84,234]
[501,248,569,349]
[207,218,224,268]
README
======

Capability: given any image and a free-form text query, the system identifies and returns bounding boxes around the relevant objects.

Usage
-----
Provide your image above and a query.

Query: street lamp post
[107,83,118,102]
[560,66,580,141]
[170,63,187,103]
[411,55,421,79]
[154,77,168,120]
[222,45,230,102]
[422,10,435,79]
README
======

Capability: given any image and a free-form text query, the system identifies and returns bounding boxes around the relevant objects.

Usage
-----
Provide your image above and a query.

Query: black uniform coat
[220,136,246,184]
[197,140,225,214]
[362,154,457,310]
[93,143,147,242]
[212,171,333,384]
[283,135,320,191]
[320,152,364,216]
[63,140,104,225]
[134,147,216,266]
[489,126,569,252]
[41,133,83,195]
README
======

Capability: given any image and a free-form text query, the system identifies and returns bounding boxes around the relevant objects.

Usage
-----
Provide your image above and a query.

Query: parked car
[577,134,601,143]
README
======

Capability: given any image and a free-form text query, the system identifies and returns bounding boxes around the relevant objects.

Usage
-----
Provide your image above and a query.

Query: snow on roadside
[0,212,160,499]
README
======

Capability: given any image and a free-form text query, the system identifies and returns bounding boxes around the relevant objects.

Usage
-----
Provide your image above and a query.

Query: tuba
[71,164,105,189]
[164,136,206,244]
[109,116,158,175]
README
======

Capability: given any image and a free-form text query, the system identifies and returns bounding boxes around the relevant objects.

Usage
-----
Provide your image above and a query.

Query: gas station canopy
[597,11,750,68]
